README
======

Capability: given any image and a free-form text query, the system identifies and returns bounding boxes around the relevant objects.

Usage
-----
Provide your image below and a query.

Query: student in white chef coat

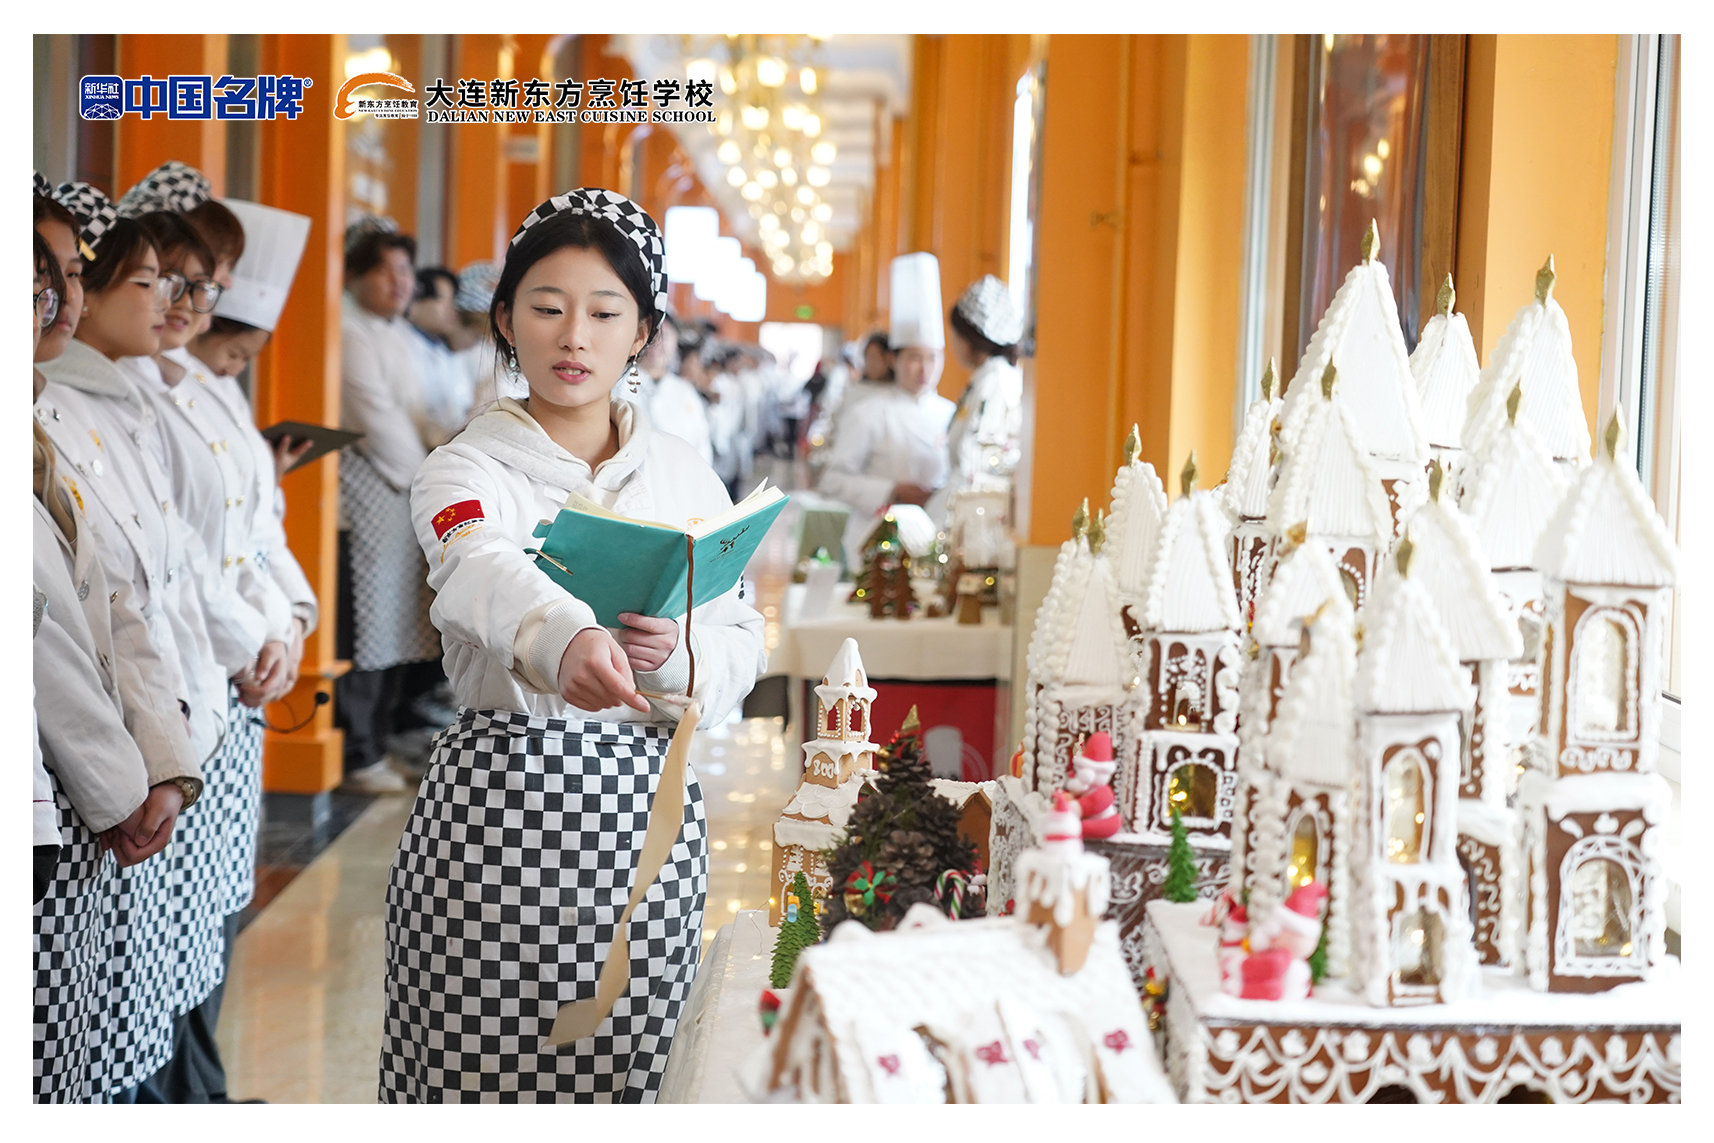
[380,188,766,1103]
[32,219,200,1103]
[34,192,216,1103]
[336,220,442,795]
[929,273,1027,524]
[641,312,714,466]
[817,251,956,567]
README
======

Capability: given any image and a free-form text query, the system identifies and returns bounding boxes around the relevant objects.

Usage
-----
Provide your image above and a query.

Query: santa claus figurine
[1219,882,1328,1002]
[1213,891,1250,987]
[1062,732,1121,839]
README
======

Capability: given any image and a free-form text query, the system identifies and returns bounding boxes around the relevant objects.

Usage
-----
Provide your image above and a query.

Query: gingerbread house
[1352,557,1479,1007]
[1265,363,1395,609]
[1129,456,1242,845]
[754,798,1173,1103]
[1228,537,1352,911]
[770,637,879,923]
[1103,433,1169,817]
[1408,275,1483,478]
[1221,361,1283,627]
[1457,386,1574,794]
[1276,222,1430,521]
[1020,506,1138,798]
[1521,416,1677,993]
[1462,256,1591,467]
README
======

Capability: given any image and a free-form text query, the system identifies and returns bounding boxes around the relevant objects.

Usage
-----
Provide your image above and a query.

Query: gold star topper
[1089,509,1108,556]
[1180,451,1198,497]
[900,705,921,735]
[1321,362,1338,400]
[1071,498,1089,541]
[1427,458,1445,503]
[1260,358,1277,402]
[1535,255,1556,305]
[1123,424,1142,466]
[1396,536,1416,577]
[1287,520,1309,548]
[1507,381,1524,424]
[1437,273,1455,317]
[1361,219,1380,264]
[1604,410,1623,461]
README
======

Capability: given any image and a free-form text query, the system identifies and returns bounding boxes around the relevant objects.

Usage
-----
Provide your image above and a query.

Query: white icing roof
[1266,391,1393,545]
[1061,554,1130,686]
[1456,798,1516,847]
[1222,394,1281,520]
[1463,295,1590,462]
[1024,537,1081,680]
[1517,768,1672,819]
[1251,540,1353,647]
[1267,609,1357,785]
[1107,460,1169,599]
[1533,442,1678,587]
[823,636,875,696]
[1393,496,1522,662]
[1356,573,1473,714]
[1456,414,1570,571]
[781,772,870,828]
[1410,310,1481,450]
[783,914,1171,1103]
[1140,490,1241,633]
[1280,258,1428,465]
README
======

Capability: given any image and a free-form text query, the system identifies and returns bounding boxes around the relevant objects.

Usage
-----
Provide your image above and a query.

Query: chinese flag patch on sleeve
[431,499,484,542]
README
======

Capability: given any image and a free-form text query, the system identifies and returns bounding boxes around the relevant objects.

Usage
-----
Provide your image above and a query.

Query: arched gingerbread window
[1559,843,1641,965]
[852,700,868,738]
[1167,761,1218,823]
[1570,608,1638,739]
[1394,907,1445,987]
[1287,812,1321,889]
[818,699,835,737]
[1163,644,1208,729]
[1383,747,1429,863]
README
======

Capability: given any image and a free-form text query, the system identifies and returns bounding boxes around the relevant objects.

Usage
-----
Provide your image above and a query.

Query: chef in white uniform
[930,273,1026,524]
[818,252,956,567]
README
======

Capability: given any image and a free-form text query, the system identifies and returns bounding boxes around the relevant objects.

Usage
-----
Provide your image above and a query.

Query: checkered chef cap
[344,213,400,260]
[455,260,501,314]
[51,181,120,261]
[116,160,213,218]
[33,170,53,200]
[511,188,668,313]
[954,274,1025,347]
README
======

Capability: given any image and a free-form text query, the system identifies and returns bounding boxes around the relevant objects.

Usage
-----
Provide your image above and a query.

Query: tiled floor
[215,460,805,1103]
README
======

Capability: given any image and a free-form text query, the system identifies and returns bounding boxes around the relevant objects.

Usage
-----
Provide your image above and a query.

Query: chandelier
[685,35,837,284]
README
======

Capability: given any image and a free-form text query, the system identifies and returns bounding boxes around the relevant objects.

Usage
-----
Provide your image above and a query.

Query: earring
[625,360,641,395]
[505,353,523,385]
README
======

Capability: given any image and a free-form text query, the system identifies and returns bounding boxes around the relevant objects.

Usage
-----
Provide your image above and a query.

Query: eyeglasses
[34,286,59,330]
[129,274,178,307]
[157,272,225,314]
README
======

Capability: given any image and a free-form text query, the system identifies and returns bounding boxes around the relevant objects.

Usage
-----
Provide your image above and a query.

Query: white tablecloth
[658,911,776,1104]
[768,582,1014,681]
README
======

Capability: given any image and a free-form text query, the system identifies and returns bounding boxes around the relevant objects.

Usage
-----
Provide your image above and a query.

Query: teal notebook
[528,483,788,627]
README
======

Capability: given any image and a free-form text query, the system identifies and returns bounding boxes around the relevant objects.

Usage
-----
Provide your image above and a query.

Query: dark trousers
[146,910,242,1103]
[335,664,408,773]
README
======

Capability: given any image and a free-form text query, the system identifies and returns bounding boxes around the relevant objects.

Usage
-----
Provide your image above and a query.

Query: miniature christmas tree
[1308,922,1329,985]
[820,707,980,933]
[848,515,907,602]
[1163,807,1199,903]
[769,872,822,989]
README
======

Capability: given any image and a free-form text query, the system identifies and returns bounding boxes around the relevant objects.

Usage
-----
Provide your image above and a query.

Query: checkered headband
[511,188,668,313]
[954,274,1025,347]
[455,260,501,314]
[116,160,213,218]
[33,170,53,200]
[51,181,120,261]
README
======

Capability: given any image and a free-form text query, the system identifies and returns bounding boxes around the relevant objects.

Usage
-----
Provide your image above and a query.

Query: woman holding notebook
[383,189,767,1103]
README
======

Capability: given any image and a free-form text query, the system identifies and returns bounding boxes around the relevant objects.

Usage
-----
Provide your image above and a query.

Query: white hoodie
[410,395,767,725]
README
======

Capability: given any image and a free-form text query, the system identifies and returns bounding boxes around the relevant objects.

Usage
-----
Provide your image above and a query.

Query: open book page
[559,480,782,538]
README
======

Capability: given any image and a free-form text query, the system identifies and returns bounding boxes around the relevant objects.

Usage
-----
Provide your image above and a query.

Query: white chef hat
[214,199,311,333]
[888,252,944,351]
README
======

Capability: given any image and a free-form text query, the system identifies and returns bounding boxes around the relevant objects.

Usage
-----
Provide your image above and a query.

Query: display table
[768,583,1014,779]
[658,911,776,1104]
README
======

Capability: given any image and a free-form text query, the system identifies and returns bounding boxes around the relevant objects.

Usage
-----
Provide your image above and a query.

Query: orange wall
[112,35,228,197]
[1457,34,1617,441]
[444,34,512,266]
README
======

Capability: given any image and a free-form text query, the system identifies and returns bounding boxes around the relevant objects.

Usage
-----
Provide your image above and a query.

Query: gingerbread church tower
[1127,454,1242,844]
[770,638,878,924]
[1520,414,1677,992]
[1352,547,1479,1006]
[1222,360,1283,626]
[1409,275,1483,478]
[1462,256,1590,466]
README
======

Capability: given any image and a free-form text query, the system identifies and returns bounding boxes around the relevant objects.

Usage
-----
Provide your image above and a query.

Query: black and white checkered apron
[161,709,243,1018]
[88,843,177,1095]
[340,448,440,672]
[216,683,265,915]
[33,771,108,1103]
[379,709,708,1103]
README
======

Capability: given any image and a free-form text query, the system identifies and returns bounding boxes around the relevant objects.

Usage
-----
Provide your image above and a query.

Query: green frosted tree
[1162,807,1199,903]
[769,872,822,989]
